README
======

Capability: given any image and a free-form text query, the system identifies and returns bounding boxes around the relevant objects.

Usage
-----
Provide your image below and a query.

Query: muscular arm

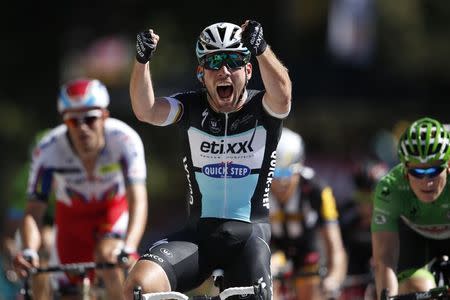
[372,231,399,298]
[129,62,172,125]
[123,182,148,252]
[320,223,348,291]
[21,200,47,252]
[12,200,47,276]
[257,47,292,116]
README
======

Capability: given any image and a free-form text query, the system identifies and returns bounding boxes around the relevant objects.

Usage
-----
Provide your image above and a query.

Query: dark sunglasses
[407,164,447,179]
[200,52,250,70]
[63,110,103,128]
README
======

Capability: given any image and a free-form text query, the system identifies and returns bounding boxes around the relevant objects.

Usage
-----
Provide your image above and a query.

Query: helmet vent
[227,41,241,49]
[204,28,215,43]
[231,27,239,39]
[217,26,227,43]
[204,43,219,51]
[196,22,250,60]
[398,117,450,163]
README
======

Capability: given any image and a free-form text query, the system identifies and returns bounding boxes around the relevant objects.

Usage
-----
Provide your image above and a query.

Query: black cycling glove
[241,20,267,57]
[136,30,156,64]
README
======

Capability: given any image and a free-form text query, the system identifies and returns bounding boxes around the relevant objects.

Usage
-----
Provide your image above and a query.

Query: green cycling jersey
[371,163,450,240]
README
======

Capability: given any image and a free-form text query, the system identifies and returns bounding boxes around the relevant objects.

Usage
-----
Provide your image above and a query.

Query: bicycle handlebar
[140,291,189,300]
[381,286,450,300]
[21,261,119,299]
[135,284,261,300]
[29,262,117,275]
[218,286,259,300]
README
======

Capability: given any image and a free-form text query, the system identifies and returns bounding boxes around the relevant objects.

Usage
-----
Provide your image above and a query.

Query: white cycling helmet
[274,127,305,178]
[196,22,250,61]
[57,78,110,114]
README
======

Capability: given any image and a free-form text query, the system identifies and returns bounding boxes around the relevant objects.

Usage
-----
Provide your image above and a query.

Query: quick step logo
[202,162,250,178]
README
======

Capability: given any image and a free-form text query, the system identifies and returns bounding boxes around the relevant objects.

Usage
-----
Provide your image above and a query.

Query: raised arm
[130,29,172,125]
[241,20,292,116]
[372,231,399,298]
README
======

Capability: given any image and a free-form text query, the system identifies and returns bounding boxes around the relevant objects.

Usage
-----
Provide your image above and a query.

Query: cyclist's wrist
[123,245,137,254]
[135,56,150,65]
[22,248,39,260]
[116,244,139,264]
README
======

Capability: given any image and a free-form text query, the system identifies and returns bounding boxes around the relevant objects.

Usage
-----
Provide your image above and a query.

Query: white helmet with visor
[196,22,251,62]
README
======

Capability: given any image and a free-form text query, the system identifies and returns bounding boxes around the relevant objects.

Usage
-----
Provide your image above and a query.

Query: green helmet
[398,117,450,164]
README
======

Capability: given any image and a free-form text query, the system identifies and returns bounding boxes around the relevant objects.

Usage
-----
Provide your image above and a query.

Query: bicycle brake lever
[133,286,142,300]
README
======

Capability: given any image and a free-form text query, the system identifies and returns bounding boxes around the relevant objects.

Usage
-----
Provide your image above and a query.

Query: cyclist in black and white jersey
[124,20,292,299]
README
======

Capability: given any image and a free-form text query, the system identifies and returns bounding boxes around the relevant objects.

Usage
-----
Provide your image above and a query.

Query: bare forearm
[21,201,47,251]
[375,263,398,297]
[257,47,291,104]
[322,225,348,283]
[130,61,156,123]
[372,231,400,298]
[21,214,42,251]
[327,248,347,282]
[124,184,148,250]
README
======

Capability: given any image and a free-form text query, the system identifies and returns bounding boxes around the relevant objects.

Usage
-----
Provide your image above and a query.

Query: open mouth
[421,189,436,194]
[217,83,233,99]
[78,133,91,142]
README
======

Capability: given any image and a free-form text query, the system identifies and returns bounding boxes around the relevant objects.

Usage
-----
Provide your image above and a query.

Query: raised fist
[136,29,159,64]
[241,20,267,56]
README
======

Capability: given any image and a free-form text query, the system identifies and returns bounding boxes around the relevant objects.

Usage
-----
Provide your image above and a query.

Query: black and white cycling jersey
[161,89,283,223]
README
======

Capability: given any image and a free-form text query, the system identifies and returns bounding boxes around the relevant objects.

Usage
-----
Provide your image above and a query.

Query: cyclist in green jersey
[371,117,450,298]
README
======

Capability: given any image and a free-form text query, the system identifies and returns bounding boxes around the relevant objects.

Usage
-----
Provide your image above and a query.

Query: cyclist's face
[271,174,300,204]
[406,161,449,203]
[202,62,252,113]
[63,108,107,158]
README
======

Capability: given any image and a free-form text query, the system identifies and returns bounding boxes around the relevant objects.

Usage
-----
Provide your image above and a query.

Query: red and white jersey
[27,117,147,217]
[27,118,147,284]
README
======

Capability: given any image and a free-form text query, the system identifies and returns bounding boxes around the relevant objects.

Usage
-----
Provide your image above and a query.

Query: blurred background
[1,0,450,248]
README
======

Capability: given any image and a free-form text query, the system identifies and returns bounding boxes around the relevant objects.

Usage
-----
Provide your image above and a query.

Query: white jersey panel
[27,118,146,206]
[188,126,267,169]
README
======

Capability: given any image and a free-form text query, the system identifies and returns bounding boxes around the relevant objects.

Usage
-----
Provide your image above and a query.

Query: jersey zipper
[223,112,229,218]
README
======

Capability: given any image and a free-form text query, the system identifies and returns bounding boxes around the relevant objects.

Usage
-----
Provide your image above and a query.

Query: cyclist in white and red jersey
[124,20,291,300]
[14,78,148,299]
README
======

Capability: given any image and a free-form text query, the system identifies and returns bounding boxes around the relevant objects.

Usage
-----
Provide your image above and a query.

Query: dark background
[1,0,450,247]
